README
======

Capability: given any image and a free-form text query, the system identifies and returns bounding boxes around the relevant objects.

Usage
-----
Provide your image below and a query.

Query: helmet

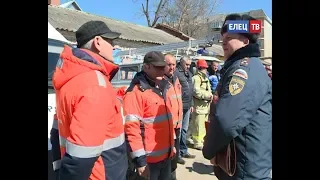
[197,59,208,68]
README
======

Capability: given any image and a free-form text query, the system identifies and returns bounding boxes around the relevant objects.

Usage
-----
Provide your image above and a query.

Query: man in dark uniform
[202,14,272,180]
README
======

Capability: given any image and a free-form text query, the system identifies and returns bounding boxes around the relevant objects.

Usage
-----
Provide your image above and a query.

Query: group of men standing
[49,19,199,180]
[50,12,272,180]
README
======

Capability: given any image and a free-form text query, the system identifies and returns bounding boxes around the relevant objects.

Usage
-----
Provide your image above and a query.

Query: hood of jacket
[53,46,119,90]
[126,71,152,92]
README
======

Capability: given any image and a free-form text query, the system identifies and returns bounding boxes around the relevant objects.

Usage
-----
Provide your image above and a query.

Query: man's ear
[242,37,250,45]
[92,36,102,51]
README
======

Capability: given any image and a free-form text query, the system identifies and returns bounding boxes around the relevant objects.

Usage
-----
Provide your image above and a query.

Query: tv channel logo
[227,20,262,33]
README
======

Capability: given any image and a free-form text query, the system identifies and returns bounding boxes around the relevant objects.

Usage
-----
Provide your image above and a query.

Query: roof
[48,5,184,44]
[154,24,195,41]
[48,22,72,44]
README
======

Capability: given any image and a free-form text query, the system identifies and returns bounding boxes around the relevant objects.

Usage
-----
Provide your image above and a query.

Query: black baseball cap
[220,14,259,43]
[76,20,121,48]
[143,51,166,67]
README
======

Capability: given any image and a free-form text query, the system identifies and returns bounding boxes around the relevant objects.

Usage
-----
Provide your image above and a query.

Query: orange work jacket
[165,75,183,129]
[52,46,127,180]
[123,71,175,167]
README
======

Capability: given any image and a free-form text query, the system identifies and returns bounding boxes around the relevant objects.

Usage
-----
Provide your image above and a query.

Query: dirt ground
[176,148,218,180]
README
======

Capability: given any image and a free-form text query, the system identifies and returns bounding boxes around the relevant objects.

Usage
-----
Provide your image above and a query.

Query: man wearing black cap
[52,20,128,180]
[123,51,176,180]
[203,14,272,180]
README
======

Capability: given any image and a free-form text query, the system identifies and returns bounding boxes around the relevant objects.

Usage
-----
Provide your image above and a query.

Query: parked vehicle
[111,62,143,88]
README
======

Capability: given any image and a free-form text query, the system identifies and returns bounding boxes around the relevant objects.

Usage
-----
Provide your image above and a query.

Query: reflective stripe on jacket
[123,71,175,167]
[52,46,128,180]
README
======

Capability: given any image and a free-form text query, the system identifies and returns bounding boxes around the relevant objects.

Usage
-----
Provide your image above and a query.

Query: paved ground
[176,148,218,180]
[176,148,272,179]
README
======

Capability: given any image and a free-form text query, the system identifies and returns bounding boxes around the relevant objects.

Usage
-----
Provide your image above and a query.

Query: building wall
[262,19,272,57]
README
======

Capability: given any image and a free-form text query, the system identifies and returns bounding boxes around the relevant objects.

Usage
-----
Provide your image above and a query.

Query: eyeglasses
[101,36,114,46]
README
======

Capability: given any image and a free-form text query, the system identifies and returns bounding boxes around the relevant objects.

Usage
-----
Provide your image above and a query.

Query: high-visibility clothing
[123,71,175,167]
[52,46,128,180]
[192,71,212,115]
[190,113,208,146]
[165,75,183,129]
[116,86,127,102]
[190,71,212,147]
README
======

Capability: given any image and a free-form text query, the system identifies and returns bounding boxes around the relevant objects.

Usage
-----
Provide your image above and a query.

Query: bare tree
[133,0,170,27]
[133,0,223,38]
[164,0,223,38]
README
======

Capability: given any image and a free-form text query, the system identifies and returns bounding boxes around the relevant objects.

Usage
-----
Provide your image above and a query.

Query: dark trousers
[171,128,180,172]
[48,150,56,180]
[149,158,171,180]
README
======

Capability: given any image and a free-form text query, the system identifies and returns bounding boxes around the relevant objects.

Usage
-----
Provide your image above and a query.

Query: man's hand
[173,147,176,155]
[210,156,217,166]
[137,165,149,179]
[213,94,219,104]
[209,95,214,102]
[190,107,194,113]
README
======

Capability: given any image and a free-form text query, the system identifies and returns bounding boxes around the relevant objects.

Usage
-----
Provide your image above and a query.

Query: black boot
[177,157,185,165]
[171,170,177,180]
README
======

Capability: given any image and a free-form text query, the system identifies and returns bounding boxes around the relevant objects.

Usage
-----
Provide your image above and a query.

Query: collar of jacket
[164,74,178,85]
[52,46,119,90]
[126,71,170,92]
[196,70,208,79]
[222,43,261,72]
[177,62,184,72]
[79,48,119,80]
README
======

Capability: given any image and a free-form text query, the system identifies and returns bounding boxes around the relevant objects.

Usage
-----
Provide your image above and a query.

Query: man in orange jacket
[123,51,175,180]
[52,20,128,180]
[164,54,183,180]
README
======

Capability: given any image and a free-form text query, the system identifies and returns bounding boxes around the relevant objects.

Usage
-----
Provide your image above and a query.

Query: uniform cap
[76,21,121,48]
[220,13,259,43]
[143,51,166,67]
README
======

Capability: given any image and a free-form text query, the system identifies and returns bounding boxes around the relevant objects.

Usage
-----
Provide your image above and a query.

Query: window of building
[259,28,264,37]
[260,50,264,57]
[211,21,223,29]
[214,33,221,42]
[258,39,264,49]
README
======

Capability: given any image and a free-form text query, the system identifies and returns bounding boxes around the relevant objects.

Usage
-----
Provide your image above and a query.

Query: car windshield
[112,65,139,82]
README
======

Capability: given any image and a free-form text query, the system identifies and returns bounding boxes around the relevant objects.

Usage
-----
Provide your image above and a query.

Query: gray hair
[80,39,94,49]
[180,56,190,63]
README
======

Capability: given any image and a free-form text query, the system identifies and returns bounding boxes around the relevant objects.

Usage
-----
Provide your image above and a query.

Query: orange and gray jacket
[51,46,127,180]
[164,75,183,129]
[123,71,175,167]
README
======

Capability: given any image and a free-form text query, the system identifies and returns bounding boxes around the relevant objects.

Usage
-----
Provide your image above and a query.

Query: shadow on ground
[185,162,214,175]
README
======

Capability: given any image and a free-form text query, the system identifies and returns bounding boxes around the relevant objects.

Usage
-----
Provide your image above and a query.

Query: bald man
[164,54,183,180]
